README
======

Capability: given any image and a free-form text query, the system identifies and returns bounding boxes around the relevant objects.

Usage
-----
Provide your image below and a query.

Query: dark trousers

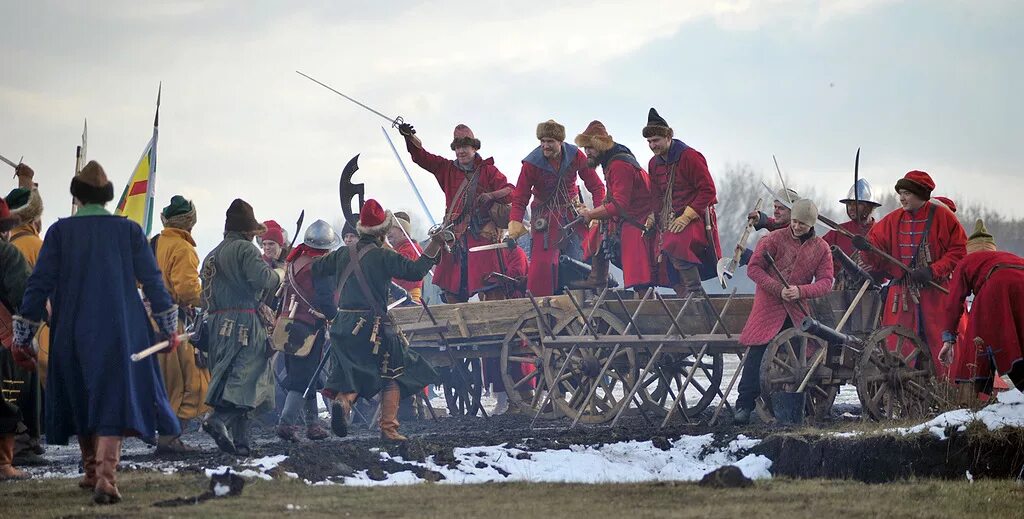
[736,317,793,411]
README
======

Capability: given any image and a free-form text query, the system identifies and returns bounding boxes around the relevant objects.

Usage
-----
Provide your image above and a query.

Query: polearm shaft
[296,71,402,127]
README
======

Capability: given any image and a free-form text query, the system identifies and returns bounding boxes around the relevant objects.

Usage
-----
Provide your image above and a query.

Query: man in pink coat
[734,199,834,424]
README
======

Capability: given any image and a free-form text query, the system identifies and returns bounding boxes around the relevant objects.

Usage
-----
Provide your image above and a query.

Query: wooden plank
[452,307,471,338]
[398,320,452,334]
[542,334,741,351]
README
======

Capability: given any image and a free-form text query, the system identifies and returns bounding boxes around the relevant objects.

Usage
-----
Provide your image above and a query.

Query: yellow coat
[153,227,210,420]
[10,224,50,387]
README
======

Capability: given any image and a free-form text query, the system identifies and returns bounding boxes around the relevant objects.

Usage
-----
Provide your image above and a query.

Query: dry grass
[2,473,1022,519]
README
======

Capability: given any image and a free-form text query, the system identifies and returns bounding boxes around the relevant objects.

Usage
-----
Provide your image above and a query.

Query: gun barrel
[559,255,592,274]
[830,245,875,286]
[800,317,861,346]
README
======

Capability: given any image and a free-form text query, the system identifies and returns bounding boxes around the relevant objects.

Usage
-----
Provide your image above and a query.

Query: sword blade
[0,153,17,169]
[297,71,399,126]
[772,154,792,203]
[854,147,861,205]
[387,297,407,311]
[382,126,437,226]
[469,242,510,253]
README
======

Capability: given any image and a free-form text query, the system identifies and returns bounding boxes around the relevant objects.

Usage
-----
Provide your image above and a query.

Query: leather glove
[398,123,416,136]
[910,266,933,284]
[507,220,528,240]
[477,191,494,205]
[750,211,769,231]
[287,321,313,348]
[14,163,35,188]
[667,207,699,233]
[644,213,656,231]
[851,235,872,252]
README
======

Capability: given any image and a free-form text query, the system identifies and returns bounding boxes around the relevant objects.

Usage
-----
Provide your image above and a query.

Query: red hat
[450,123,481,151]
[894,170,935,201]
[357,199,394,236]
[261,220,285,245]
[0,199,19,232]
[934,196,957,213]
[574,120,615,152]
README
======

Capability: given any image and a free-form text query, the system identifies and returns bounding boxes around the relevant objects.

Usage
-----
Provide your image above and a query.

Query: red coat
[511,143,605,296]
[823,219,874,289]
[281,245,330,327]
[941,251,1024,383]
[481,246,529,299]
[391,238,424,293]
[649,140,722,279]
[406,140,514,296]
[585,145,654,289]
[739,229,834,346]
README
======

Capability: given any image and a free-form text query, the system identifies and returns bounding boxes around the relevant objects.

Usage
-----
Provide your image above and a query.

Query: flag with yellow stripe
[116,85,160,235]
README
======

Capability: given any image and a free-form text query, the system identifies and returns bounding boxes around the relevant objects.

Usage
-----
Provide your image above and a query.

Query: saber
[468,238,517,253]
[772,154,793,203]
[297,71,403,127]
[382,126,437,227]
[130,333,193,362]
[0,153,18,169]
[854,147,861,206]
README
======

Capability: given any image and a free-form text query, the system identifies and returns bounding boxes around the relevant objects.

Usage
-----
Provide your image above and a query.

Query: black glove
[851,235,872,252]
[751,211,769,231]
[398,123,416,136]
[910,266,933,284]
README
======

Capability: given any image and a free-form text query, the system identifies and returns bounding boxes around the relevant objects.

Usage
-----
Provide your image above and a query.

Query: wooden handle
[130,333,191,362]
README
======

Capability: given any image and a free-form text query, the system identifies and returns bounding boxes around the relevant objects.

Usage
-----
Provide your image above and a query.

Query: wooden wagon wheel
[759,328,839,421]
[499,307,567,419]
[441,357,484,417]
[854,325,938,421]
[636,350,724,420]
[543,308,637,424]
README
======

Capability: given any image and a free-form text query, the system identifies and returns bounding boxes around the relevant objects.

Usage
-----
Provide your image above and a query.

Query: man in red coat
[389,212,425,304]
[643,108,722,298]
[507,119,606,296]
[823,179,881,290]
[852,170,967,379]
[573,121,655,291]
[734,199,834,424]
[398,122,514,302]
[940,220,1024,393]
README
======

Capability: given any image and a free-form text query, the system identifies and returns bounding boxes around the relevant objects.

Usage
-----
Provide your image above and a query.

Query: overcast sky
[1,0,1021,254]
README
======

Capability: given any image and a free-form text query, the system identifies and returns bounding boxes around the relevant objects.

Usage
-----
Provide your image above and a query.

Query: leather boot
[202,408,236,454]
[569,255,614,290]
[330,392,356,438]
[672,263,706,299]
[379,383,407,441]
[0,434,30,481]
[93,436,122,505]
[230,413,252,457]
[78,435,98,489]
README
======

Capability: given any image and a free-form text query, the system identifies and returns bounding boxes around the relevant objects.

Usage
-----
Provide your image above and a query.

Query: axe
[716,198,763,288]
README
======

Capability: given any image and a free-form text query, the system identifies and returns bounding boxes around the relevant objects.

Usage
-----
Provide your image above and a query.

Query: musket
[760,180,949,294]
[762,251,813,317]
[297,71,404,128]
[381,126,437,227]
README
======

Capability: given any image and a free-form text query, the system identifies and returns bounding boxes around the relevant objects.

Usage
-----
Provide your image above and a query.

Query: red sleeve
[601,161,633,218]
[941,259,973,337]
[682,149,716,214]
[484,165,514,203]
[822,230,838,247]
[510,163,534,222]
[748,234,784,298]
[506,248,529,278]
[577,151,606,206]
[928,210,967,279]
[797,242,835,299]
[405,137,449,186]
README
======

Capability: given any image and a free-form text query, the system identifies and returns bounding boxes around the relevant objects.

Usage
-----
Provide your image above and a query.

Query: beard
[586,155,600,168]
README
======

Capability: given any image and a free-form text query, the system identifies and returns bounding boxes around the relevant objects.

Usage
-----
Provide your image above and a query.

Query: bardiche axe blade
[716,257,734,289]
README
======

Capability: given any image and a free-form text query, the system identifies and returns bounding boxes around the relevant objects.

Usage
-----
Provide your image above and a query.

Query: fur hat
[966,218,997,254]
[5,187,43,224]
[450,124,481,151]
[791,198,818,227]
[536,119,566,142]
[71,160,115,205]
[895,170,935,201]
[160,195,197,230]
[357,199,394,236]
[641,108,673,139]
[574,120,615,152]
[224,199,266,234]
[934,196,957,213]
[0,199,20,233]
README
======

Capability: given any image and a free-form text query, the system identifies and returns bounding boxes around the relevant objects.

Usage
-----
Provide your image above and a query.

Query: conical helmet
[839,179,881,207]
[303,219,341,249]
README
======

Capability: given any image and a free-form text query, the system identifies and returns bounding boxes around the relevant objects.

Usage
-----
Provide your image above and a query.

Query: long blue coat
[18,208,180,444]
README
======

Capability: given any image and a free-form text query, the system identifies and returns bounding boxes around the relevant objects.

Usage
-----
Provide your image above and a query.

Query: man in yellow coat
[152,196,210,453]
[4,163,46,465]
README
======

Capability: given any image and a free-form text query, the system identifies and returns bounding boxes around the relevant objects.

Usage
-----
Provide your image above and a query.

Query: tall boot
[202,407,237,454]
[229,412,252,457]
[78,435,98,489]
[569,255,613,290]
[379,382,407,441]
[672,263,706,299]
[330,392,357,438]
[93,436,122,505]
[0,434,30,481]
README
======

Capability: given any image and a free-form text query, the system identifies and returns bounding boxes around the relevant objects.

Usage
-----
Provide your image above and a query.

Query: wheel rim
[442,358,483,416]
[759,328,838,421]
[636,350,724,419]
[499,308,567,419]
[855,325,938,421]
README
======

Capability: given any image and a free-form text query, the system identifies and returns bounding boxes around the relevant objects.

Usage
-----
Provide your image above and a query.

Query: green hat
[161,195,197,230]
[162,195,193,219]
[966,219,996,253]
[5,188,31,210]
[5,187,42,224]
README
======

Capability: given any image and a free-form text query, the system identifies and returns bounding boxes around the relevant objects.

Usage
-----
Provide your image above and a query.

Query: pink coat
[739,228,834,346]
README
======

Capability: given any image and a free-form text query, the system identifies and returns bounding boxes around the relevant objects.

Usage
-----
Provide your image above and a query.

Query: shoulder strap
[443,170,479,224]
[10,231,33,243]
[284,256,317,309]
[909,204,938,268]
[336,244,385,312]
[150,235,160,256]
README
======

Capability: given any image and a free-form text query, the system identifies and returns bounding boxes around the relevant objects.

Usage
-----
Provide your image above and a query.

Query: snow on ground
[340,434,771,486]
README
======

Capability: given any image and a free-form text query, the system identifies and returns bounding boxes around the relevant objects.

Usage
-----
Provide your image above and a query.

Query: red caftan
[584,148,655,289]
[406,139,513,298]
[823,219,875,290]
[941,251,1024,388]
[648,140,722,282]
[392,238,424,302]
[862,201,967,378]
[739,229,834,346]
[480,246,529,300]
[510,143,605,296]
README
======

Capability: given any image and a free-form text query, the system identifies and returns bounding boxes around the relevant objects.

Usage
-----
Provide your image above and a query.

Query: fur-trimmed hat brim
[895,178,931,201]
[161,206,198,230]
[642,125,673,139]
[357,209,394,236]
[574,133,615,152]
[450,137,482,150]
[536,120,566,142]
[70,176,115,205]
[10,188,43,224]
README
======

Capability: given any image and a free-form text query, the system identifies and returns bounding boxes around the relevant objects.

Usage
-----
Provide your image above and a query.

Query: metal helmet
[839,179,881,207]
[303,219,341,249]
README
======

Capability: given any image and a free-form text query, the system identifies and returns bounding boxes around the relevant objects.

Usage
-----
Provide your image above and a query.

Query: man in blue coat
[11,161,180,505]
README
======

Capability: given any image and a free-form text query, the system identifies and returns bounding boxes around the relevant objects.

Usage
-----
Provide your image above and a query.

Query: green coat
[312,235,439,398]
[200,232,280,411]
[0,240,30,435]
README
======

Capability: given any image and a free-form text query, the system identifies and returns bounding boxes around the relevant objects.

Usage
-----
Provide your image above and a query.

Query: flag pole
[144,83,160,235]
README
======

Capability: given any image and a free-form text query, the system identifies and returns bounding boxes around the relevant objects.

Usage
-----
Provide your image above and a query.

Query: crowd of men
[1,108,1023,505]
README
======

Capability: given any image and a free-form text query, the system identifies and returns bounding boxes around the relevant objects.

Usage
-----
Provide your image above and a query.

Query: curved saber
[382,126,437,227]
